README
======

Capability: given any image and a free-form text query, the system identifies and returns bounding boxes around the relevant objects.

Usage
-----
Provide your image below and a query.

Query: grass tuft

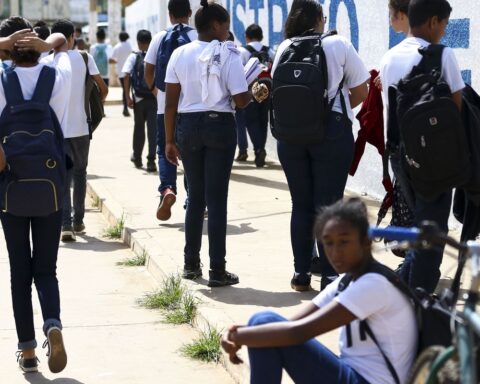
[181,326,222,363]
[164,291,198,325]
[92,195,101,208]
[104,214,125,239]
[117,251,147,267]
[140,274,185,310]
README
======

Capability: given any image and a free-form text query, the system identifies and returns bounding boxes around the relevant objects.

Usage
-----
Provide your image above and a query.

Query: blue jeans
[157,114,177,194]
[244,100,269,152]
[248,311,369,384]
[63,135,90,226]
[235,108,248,153]
[277,112,354,275]
[175,112,236,270]
[399,190,452,293]
[1,210,63,350]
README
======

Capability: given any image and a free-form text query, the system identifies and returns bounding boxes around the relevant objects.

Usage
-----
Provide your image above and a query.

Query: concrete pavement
[0,202,233,384]
[85,89,461,383]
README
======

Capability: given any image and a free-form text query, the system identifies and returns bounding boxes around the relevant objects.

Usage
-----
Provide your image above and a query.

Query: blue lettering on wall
[250,0,265,25]
[442,18,470,48]
[328,0,359,50]
[268,0,288,48]
[233,0,247,45]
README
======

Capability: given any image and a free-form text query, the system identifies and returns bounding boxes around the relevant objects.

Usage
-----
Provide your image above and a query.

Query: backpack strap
[32,66,56,104]
[418,44,445,74]
[245,45,256,54]
[1,67,25,105]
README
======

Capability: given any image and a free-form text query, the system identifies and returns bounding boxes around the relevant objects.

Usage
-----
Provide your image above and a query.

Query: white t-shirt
[272,35,370,123]
[380,37,465,108]
[313,273,417,384]
[90,43,113,79]
[112,41,133,78]
[122,52,148,103]
[44,50,100,138]
[165,40,248,113]
[238,41,275,65]
[144,26,198,115]
[0,52,72,133]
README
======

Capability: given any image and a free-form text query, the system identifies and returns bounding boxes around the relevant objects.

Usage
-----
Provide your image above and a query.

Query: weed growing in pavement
[181,325,222,363]
[140,274,185,310]
[92,195,101,208]
[104,214,125,239]
[117,250,147,267]
[164,291,198,325]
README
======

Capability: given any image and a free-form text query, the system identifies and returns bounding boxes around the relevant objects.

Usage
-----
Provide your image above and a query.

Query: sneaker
[43,327,67,374]
[16,352,39,373]
[156,189,176,221]
[235,151,248,162]
[254,149,266,168]
[320,275,338,291]
[61,226,76,242]
[146,161,157,173]
[130,154,142,169]
[73,222,85,233]
[311,256,322,274]
[291,272,312,292]
[183,263,203,280]
[208,270,239,287]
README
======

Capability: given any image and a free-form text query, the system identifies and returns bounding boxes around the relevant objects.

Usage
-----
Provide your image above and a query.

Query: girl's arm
[164,83,182,166]
[289,302,319,321]
[349,81,369,109]
[0,144,6,172]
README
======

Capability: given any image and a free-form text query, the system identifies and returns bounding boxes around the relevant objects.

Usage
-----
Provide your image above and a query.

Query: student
[33,21,51,60]
[90,28,113,87]
[273,0,369,291]
[221,198,417,384]
[74,26,82,39]
[144,0,198,221]
[112,31,133,117]
[379,0,464,293]
[48,19,108,242]
[164,0,268,287]
[0,16,72,374]
[123,30,157,172]
[236,24,274,167]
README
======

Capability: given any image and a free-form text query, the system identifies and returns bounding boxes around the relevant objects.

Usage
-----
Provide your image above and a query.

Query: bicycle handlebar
[369,227,420,242]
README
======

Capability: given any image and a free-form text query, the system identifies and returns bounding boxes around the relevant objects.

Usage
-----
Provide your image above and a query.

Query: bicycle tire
[407,346,460,384]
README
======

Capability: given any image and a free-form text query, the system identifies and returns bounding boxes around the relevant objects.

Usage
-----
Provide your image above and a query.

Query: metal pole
[89,0,97,45]
[11,0,20,15]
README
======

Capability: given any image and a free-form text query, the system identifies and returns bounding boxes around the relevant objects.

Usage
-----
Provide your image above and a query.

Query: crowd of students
[0,0,471,382]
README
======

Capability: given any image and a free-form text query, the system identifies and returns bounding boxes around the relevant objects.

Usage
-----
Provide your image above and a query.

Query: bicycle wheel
[408,346,460,384]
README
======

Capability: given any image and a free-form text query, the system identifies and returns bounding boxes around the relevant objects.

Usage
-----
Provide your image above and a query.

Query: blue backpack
[93,44,109,77]
[0,66,66,217]
[132,52,155,99]
[155,24,193,91]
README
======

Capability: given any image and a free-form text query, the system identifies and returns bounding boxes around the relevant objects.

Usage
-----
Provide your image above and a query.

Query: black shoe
[130,154,142,168]
[16,352,39,373]
[208,270,239,287]
[291,272,312,291]
[183,263,203,280]
[146,161,157,173]
[320,275,338,291]
[235,151,248,162]
[73,222,85,233]
[311,256,322,274]
[123,110,130,117]
[43,326,67,374]
[254,149,266,168]
[61,226,76,242]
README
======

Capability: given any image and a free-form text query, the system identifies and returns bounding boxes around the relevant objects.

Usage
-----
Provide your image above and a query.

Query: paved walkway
[85,91,461,383]
[0,202,233,383]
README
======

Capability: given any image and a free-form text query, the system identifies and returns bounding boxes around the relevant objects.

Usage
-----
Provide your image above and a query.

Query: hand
[165,142,180,166]
[5,29,37,50]
[15,35,51,53]
[374,75,383,91]
[152,88,158,97]
[127,97,134,109]
[221,326,243,365]
[252,82,269,103]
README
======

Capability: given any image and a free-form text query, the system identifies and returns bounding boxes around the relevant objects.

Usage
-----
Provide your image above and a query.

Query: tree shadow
[23,372,86,384]
[197,286,317,307]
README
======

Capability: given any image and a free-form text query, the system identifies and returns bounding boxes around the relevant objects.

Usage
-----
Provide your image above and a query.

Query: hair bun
[200,0,209,7]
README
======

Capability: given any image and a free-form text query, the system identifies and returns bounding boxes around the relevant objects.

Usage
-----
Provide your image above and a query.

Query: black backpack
[131,52,155,99]
[0,66,67,217]
[271,31,345,145]
[396,44,470,200]
[338,261,452,384]
[80,51,104,138]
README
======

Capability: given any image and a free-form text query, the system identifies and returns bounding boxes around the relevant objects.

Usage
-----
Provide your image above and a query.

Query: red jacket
[349,70,385,176]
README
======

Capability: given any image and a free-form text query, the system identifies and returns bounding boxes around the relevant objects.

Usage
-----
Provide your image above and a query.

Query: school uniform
[272,35,369,278]
[144,26,198,195]
[0,53,72,350]
[380,37,465,293]
[165,40,248,271]
[112,40,133,113]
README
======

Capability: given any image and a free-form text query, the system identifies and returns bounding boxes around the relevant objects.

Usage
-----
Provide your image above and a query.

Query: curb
[85,181,249,383]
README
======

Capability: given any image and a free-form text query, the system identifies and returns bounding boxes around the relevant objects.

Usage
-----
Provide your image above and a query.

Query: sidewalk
[87,95,461,383]
[0,202,233,383]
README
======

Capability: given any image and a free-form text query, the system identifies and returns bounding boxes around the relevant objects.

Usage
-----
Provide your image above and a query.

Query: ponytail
[195,1,229,34]
[200,0,209,6]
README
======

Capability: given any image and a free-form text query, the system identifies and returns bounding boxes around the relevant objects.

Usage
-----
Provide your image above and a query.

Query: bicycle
[369,223,480,384]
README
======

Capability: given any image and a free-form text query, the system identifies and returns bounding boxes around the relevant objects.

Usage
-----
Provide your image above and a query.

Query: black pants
[133,98,157,162]
[1,210,63,349]
[119,77,128,112]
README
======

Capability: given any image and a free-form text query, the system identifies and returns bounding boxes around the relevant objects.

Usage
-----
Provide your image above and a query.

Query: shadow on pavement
[232,162,283,171]
[87,174,116,181]
[230,172,288,191]
[59,235,126,253]
[23,373,85,384]
[198,286,317,307]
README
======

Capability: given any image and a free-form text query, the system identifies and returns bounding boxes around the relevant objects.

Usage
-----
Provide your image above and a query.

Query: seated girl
[221,198,417,384]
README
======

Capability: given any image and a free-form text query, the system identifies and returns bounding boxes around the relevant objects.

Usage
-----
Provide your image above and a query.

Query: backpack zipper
[4,178,58,212]
[2,129,55,144]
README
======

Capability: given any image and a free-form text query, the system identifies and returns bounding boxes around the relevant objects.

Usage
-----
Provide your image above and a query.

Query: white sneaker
[61,227,76,242]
